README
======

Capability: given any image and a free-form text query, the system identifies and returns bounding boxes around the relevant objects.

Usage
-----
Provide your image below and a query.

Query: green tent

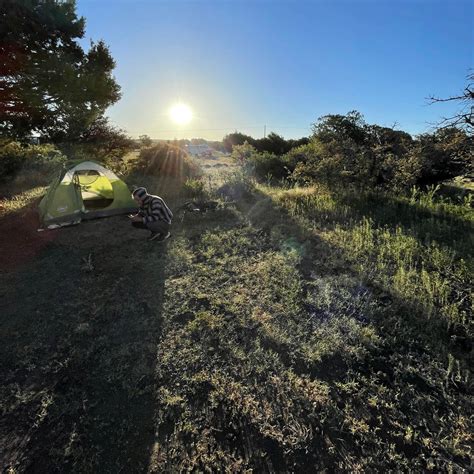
[38,161,137,229]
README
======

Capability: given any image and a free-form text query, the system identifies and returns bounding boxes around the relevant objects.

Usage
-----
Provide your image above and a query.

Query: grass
[0,161,472,472]
[0,186,47,217]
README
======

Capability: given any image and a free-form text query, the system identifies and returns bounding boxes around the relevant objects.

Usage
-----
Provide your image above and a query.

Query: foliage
[291,112,471,189]
[182,178,206,198]
[415,128,473,183]
[0,0,120,141]
[0,140,66,182]
[227,111,471,190]
[223,132,256,152]
[58,116,134,172]
[223,131,309,155]
[231,142,298,182]
[311,110,368,145]
[132,143,201,182]
[139,134,153,147]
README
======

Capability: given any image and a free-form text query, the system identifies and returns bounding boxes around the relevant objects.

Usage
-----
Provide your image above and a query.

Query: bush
[0,140,67,182]
[289,112,472,190]
[182,178,206,198]
[57,117,135,174]
[0,141,25,180]
[231,142,295,182]
[132,143,201,182]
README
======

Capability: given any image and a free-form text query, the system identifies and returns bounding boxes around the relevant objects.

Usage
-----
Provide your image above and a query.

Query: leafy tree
[254,132,290,155]
[0,0,121,141]
[231,141,256,165]
[57,116,134,172]
[79,116,133,158]
[133,143,200,182]
[139,134,153,147]
[414,128,472,183]
[311,111,368,145]
[224,131,309,155]
[287,136,310,150]
[0,140,66,181]
[223,132,256,152]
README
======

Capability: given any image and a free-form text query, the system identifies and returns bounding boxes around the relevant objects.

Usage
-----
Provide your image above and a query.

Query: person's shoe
[148,231,161,241]
[156,231,171,242]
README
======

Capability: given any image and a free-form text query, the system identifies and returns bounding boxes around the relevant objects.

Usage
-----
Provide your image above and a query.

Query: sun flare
[169,103,193,125]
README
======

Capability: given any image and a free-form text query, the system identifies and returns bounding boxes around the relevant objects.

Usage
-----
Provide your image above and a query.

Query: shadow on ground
[0,214,167,472]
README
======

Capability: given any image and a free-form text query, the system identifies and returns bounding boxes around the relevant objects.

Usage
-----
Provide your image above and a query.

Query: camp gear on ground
[38,161,137,229]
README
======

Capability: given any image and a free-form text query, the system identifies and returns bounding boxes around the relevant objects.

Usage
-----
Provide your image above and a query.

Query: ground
[0,155,472,472]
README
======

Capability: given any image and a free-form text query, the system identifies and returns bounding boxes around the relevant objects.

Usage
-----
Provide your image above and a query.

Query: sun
[169,103,193,125]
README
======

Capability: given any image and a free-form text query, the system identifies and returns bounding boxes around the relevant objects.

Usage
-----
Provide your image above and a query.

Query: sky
[76,0,473,140]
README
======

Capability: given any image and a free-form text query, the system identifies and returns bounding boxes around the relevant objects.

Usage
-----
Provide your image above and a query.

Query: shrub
[0,141,25,180]
[231,142,295,182]
[217,168,255,201]
[56,117,135,174]
[250,151,293,181]
[0,140,67,182]
[182,178,206,198]
[132,143,200,182]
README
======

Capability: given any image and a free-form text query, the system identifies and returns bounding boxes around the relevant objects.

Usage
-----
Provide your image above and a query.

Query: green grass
[0,165,472,471]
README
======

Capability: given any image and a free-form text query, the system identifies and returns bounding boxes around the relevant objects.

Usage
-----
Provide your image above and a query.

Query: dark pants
[132,220,170,234]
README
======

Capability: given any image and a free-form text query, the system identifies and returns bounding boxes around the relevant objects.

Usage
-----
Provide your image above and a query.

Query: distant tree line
[223,132,309,155]
[231,110,472,190]
[0,0,471,192]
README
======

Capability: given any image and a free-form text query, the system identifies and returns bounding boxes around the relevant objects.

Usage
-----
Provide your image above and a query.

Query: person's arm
[163,201,173,220]
[129,206,145,219]
[143,198,172,224]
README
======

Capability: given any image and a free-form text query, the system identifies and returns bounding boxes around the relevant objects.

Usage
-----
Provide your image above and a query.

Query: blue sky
[76,0,473,139]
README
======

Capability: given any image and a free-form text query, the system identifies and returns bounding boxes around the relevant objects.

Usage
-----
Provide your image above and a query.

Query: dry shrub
[133,143,201,183]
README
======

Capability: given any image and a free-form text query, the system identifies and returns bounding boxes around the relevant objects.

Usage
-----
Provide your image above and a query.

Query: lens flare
[169,103,193,125]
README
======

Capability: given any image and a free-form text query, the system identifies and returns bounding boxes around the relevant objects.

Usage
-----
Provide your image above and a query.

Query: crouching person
[129,187,173,241]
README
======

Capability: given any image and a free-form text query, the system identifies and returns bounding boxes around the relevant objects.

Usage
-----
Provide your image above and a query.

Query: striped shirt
[139,195,173,224]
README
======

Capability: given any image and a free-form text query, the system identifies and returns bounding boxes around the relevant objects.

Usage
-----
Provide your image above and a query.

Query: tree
[57,116,134,172]
[79,116,133,158]
[413,128,472,183]
[0,0,121,141]
[139,134,153,147]
[223,132,256,152]
[428,73,474,133]
[254,132,290,155]
[311,111,368,145]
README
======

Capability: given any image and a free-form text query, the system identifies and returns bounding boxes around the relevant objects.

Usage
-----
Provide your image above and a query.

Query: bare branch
[427,72,474,133]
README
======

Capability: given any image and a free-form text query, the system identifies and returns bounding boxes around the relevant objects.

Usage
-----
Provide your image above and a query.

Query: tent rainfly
[38,161,137,229]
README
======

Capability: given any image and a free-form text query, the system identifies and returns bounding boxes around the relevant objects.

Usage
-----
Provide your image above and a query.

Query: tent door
[74,170,115,210]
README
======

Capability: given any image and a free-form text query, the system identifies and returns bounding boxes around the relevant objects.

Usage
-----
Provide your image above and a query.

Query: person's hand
[131,215,143,222]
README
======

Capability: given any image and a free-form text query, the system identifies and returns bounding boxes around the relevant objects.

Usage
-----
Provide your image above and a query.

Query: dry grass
[0,186,47,217]
[0,163,472,472]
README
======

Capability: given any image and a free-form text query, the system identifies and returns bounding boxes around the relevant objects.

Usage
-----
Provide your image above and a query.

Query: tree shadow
[0,215,167,472]
[231,187,471,470]
[242,186,470,368]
